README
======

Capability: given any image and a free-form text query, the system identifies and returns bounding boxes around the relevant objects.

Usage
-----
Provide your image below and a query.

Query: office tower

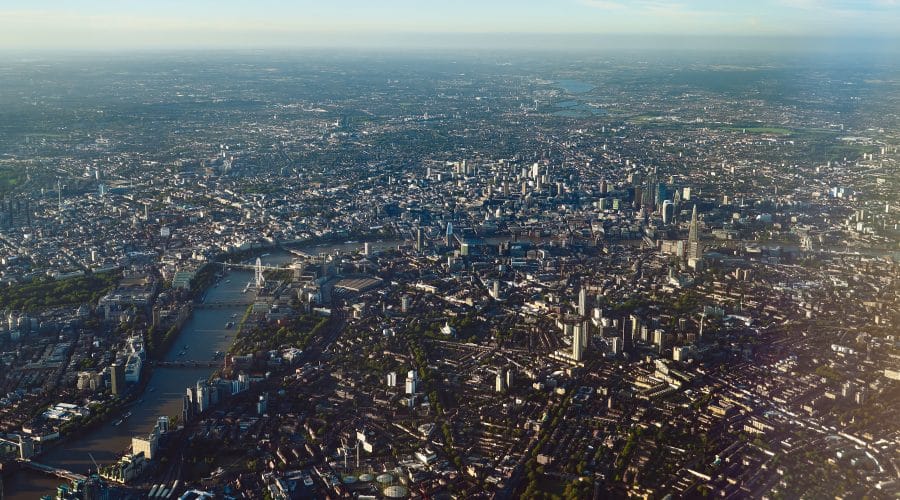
[110,363,125,396]
[642,184,655,211]
[416,228,424,252]
[578,287,588,317]
[687,204,703,261]
[196,380,211,413]
[653,329,665,347]
[572,324,585,362]
[405,370,419,394]
[580,321,590,349]
[495,370,507,392]
[662,200,675,224]
[611,337,622,354]
[599,178,608,195]
[401,295,410,313]
[183,392,193,423]
[257,393,268,415]
[492,280,500,299]
[656,182,667,207]
[386,371,398,387]
[446,222,454,246]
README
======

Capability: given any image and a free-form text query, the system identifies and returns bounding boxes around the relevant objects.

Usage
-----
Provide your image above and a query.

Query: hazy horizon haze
[1,0,898,52]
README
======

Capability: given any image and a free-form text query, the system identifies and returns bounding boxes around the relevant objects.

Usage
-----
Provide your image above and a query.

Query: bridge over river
[17,459,86,483]
[194,300,252,310]
[151,360,223,369]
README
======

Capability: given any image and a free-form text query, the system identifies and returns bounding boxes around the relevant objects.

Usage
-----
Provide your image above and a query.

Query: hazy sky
[0,0,898,50]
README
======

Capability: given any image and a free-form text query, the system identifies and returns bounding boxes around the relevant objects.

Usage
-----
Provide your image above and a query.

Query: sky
[0,0,898,50]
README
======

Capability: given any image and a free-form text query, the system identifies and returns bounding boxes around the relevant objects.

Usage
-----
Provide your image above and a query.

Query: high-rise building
[195,380,212,413]
[416,228,424,252]
[662,200,675,224]
[405,370,419,394]
[401,295,411,313]
[257,393,269,415]
[572,324,585,362]
[643,185,655,211]
[687,204,703,261]
[611,337,622,354]
[132,422,160,460]
[183,392,193,423]
[495,370,507,393]
[653,328,665,347]
[578,287,588,317]
[109,363,125,396]
[673,346,691,361]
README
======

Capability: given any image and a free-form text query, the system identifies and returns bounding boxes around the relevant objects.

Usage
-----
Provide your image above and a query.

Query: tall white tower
[255,258,265,290]
[572,324,585,362]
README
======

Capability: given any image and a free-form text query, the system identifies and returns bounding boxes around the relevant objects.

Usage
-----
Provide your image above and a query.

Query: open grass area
[0,166,27,196]
[724,126,793,135]
[0,270,120,312]
[229,313,327,355]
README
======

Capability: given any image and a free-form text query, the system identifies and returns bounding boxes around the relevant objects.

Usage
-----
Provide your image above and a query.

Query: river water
[3,251,301,498]
[7,235,611,497]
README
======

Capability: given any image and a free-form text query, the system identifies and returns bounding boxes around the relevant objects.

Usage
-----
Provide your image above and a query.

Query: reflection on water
[3,239,523,497]
[555,79,595,93]
[4,251,303,498]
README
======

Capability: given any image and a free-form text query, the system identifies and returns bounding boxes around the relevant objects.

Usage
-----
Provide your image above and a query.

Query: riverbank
[4,245,357,497]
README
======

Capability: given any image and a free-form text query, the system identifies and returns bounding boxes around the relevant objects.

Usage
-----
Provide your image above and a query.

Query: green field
[0,167,27,196]
[724,126,793,135]
[0,271,120,312]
